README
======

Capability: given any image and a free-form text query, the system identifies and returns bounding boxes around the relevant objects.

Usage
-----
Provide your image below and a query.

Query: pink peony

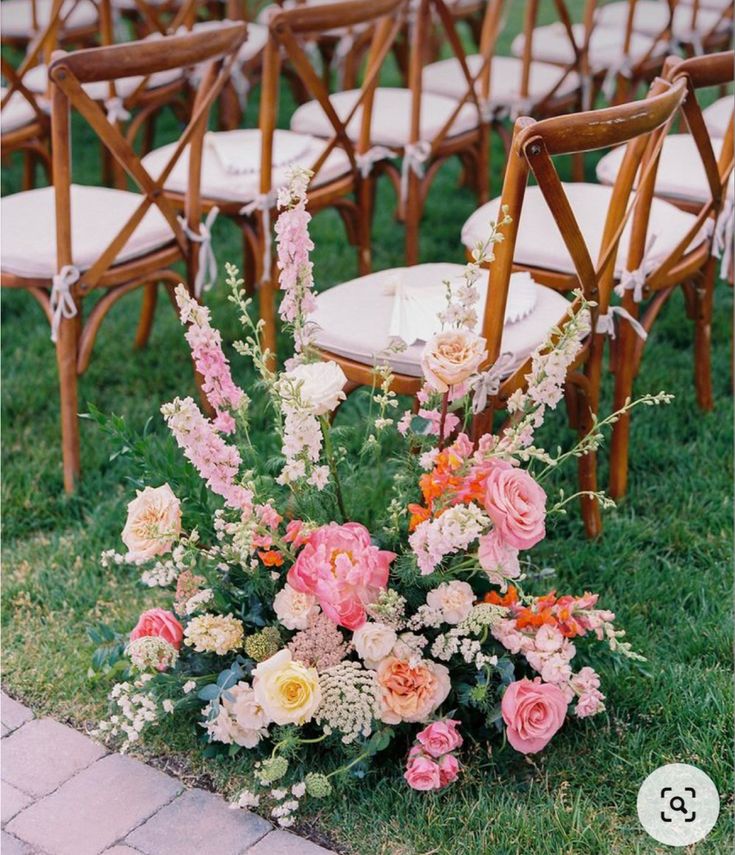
[483,462,547,550]
[478,529,521,587]
[287,522,395,630]
[416,719,463,758]
[437,752,460,787]
[404,749,442,791]
[501,678,568,754]
[130,608,184,651]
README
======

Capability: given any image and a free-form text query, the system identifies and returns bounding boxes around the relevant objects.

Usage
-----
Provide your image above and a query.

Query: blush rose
[501,678,567,754]
[483,462,547,550]
[416,718,463,757]
[421,330,487,393]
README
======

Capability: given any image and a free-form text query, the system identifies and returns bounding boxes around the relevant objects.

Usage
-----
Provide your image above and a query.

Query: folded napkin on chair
[387,269,538,345]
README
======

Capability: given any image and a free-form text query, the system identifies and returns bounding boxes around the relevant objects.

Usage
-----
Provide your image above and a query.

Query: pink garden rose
[477,529,521,588]
[287,522,395,630]
[437,752,460,787]
[130,608,184,651]
[416,719,463,758]
[404,749,442,791]
[377,656,451,724]
[501,678,568,754]
[483,462,547,550]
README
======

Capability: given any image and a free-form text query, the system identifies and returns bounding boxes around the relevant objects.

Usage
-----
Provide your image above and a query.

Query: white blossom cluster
[181,588,214,615]
[184,613,244,655]
[406,604,444,631]
[316,661,381,744]
[431,604,506,668]
[213,509,259,568]
[366,589,407,629]
[127,636,179,672]
[95,675,159,750]
[409,503,491,576]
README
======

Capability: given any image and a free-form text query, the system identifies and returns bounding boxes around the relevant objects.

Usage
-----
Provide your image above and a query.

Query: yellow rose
[252,649,321,725]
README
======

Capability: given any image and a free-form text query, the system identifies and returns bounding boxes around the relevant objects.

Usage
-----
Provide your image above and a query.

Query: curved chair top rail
[269,0,406,36]
[513,76,688,157]
[48,20,248,84]
[664,50,735,89]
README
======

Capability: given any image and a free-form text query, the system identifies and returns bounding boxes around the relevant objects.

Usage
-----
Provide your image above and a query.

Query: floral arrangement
[93,168,668,823]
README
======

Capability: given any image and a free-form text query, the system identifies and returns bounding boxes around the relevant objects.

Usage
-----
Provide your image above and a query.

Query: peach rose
[483,463,547,550]
[404,748,442,791]
[122,484,182,561]
[416,718,463,758]
[501,678,567,754]
[130,608,184,651]
[421,330,487,394]
[376,656,451,724]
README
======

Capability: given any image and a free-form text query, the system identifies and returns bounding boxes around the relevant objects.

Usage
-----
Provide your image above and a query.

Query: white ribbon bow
[355,145,397,179]
[596,306,648,341]
[240,190,278,283]
[230,64,251,112]
[50,265,81,343]
[104,96,131,125]
[470,352,516,414]
[400,141,432,206]
[330,32,355,88]
[602,55,634,102]
[178,207,220,298]
[614,234,658,303]
[713,196,734,283]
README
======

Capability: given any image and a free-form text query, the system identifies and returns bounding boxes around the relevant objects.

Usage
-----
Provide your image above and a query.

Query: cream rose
[279,361,347,415]
[121,484,182,562]
[273,584,319,631]
[252,649,321,725]
[352,621,398,668]
[426,581,475,625]
[421,329,487,393]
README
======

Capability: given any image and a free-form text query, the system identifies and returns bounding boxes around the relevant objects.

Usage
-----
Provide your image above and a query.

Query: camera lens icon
[638,764,720,846]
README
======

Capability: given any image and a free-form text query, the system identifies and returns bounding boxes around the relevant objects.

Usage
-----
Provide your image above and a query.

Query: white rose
[252,649,321,725]
[420,329,487,393]
[121,484,182,562]
[273,584,319,631]
[426,580,475,625]
[226,682,270,748]
[352,622,397,668]
[279,361,347,415]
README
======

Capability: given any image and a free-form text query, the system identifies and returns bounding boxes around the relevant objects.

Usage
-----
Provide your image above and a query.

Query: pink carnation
[483,461,547,550]
[287,522,395,630]
[501,678,567,754]
[130,608,184,651]
[416,719,463,758]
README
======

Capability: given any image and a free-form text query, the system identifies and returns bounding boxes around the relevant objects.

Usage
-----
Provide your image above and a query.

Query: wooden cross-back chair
[601,51,734,499]
[139,0,404,360]
[0,22,248,492]
[0,0,99,50]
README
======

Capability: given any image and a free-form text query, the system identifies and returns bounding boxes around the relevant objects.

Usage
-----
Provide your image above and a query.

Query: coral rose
[421,329,487,393]
[130,608,184,650]
[483,462,547,550]
[287,522,395,630]
[501,678,567,754]
[404,749,442,791]
[377,656,451,724]
[416,719,463,758]
[252,649,321,725]
[122,484,182,562]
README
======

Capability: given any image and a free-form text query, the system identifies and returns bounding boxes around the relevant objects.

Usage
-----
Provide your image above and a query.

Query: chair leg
[259,276,278,370]
[404,172,422,266]
[694,259,716,411]
[357,176,375,275]
[134,282,158,349]
[608,320,638,500]
[56,314,81,493]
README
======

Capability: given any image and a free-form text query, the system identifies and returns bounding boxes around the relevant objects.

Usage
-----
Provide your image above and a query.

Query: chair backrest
[260,0,404,190]
[47,21,247,289]
[674,0,734,45]
[111,0,200,37]
[481,74,688,377]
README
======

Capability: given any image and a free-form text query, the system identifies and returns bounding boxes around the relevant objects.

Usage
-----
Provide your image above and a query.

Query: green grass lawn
[2,3,733,853]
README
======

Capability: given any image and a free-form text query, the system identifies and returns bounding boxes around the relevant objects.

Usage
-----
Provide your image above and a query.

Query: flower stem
[438,392,449,450]
[321,418,348,521]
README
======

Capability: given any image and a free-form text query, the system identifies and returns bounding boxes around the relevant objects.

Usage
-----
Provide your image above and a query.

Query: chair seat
[422,54,580,109]
[0,88,38,134]
[511,23,666,71]
[290,87,480,148]
[461,183,707,277]
[140,129,352,204]
[597,135,733,205]
[0,185,174,279]
[679,0,732,9]
[22,60,181,102]
[191,20,268,63]
[595,1,729,39]
[0,0,97,38]
[311,263,571,378]
[703,96,733,138]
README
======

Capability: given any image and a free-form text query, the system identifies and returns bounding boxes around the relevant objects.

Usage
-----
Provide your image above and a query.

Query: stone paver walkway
[1,691,337,855]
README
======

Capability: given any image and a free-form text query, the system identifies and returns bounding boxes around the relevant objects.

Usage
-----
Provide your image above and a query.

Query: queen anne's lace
[316,661,381,744]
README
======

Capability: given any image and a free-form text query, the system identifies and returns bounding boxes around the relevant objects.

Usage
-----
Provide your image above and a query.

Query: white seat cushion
[422,54,580,109]
[111,0,177,9]
[22,59,181,101]
[0,185,174,279]
[311,263,571,377]
[290,88,479,148]
[0,0,97,37]
[703,96,733,139]
[0,87,38,133]
[679,0,732,9]
[595,1,728,38]
[596,135,733,205]
[140,129,352,204]
[461,183,707,277]
[511,23,666,71]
